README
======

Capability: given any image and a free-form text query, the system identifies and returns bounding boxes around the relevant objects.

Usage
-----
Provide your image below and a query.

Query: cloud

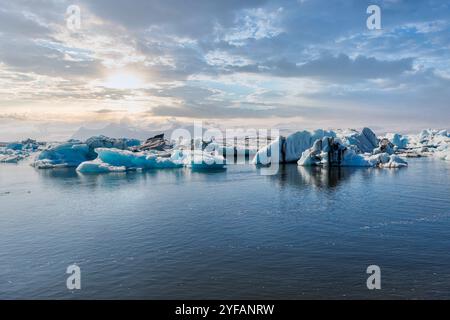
[83,0,268,36]
[0,0,450,140]
[232,54,414,80]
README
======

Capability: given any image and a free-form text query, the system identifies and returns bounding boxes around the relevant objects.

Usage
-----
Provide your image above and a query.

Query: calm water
[0,158,449,299]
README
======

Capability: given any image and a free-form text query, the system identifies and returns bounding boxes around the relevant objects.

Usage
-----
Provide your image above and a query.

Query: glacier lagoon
[1,157,450,299]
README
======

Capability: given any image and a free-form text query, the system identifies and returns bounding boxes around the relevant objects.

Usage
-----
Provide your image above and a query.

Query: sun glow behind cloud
[101,71,147,90]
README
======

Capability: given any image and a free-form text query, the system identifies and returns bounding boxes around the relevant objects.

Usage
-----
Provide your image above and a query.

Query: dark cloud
[0,37,102,77]
[149,97,330,119]
[83,0,268,37]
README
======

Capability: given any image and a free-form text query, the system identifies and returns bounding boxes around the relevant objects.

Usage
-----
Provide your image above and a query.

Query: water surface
[0,158,449,299]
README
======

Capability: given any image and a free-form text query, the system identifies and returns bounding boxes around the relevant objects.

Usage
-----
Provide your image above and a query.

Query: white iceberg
[337,127,379,153]
[173,149,226,170]
[399,129,449,160]
[298,136,408,168]
[253,129,336,164]
[435,144,450,161]
[253,127,384,165]
[385,133,409,149]
[378,154,408,168]
[76,159,127,173]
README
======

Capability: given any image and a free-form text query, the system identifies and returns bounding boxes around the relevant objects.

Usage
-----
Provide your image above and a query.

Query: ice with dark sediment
[297,136,408,168]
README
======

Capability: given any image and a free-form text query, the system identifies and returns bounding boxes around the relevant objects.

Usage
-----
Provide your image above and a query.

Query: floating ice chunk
[298,137,372,167]
[403,129,449,159]
[76,159,127,173]
[253,129,336,164]
[34,142,90,168]
[417,129,449,146]
[339,127,379,153]
[0,153,25,163]
[435,145,450,161]
[6,143,23,151]
[385,133,409,149]
[379,155,408,168]
[0,138,42,163]
[76,148,224,173]
[34,136,140,168]
[373,138,395,155]
[298,137,407,168]
[172,149,226,170]
[95,148,184,169]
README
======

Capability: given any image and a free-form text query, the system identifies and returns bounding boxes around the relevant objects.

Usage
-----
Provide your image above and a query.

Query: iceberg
[173,149,226,170]
[130,133,171,152]
[34,142,90,168]
[397,129,449,160]
[6,143,23,151]
[76,148,225,173]
[338,127,379,153]
[77,148,184,173]
[373,138,395,155]
[0,140,40,163]
[76,159,127,173]
[437,150,450,161]
[253,129,336,164]
[414,129,449,147]
[378,154,408,168]
[298,136,408,168]
[385,133,409,149]
[0,138,42,163]
[34,136,140,169]
[253,127,383,165]
[0,152,26,163]
[95,148,184,169]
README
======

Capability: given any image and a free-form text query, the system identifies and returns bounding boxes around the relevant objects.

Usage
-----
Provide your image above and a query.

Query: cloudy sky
[0,0,449,140]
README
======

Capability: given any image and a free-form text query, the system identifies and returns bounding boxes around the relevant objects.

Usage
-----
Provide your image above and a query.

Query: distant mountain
[71,122,207,141]
[71,123,166,141]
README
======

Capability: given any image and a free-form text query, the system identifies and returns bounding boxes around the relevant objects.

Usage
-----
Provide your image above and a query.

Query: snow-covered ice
[173,149,226,170]
[385,133,409,149]
[337,127,379,154]
[76,159,128,173]
[253,129,336,164]
[297,136,408,168]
